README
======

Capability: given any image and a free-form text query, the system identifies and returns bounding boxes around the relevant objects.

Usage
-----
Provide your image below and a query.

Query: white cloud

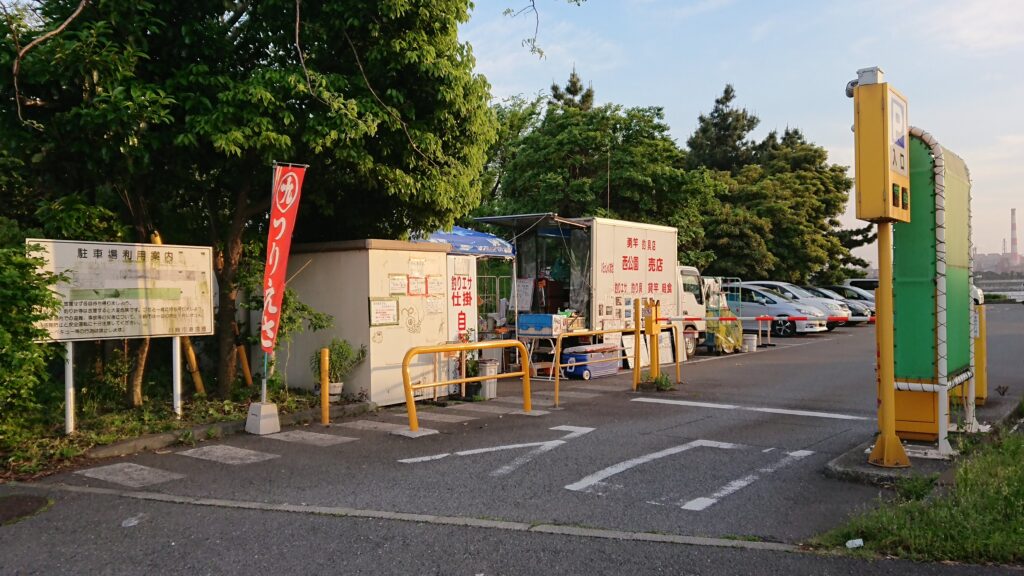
[916,0,1024,53]
[462,17,625,100]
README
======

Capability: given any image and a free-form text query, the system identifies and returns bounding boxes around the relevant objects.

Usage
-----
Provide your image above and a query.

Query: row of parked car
[722,280,877,338]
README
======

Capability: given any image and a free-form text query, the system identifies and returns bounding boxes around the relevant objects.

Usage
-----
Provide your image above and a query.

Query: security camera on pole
[849,67,910,468]
[246,162,309,435]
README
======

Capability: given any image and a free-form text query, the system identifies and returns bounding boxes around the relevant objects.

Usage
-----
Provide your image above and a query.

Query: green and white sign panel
[893,135,972,384]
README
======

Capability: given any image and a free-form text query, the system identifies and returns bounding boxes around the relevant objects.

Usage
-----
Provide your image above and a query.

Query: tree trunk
[213,179,257,399]
[127,338,149,407]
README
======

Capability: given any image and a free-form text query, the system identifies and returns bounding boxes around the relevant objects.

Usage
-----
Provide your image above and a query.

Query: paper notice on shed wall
[408,258,425,277]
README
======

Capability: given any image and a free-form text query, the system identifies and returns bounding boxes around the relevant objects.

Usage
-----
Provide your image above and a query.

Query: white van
[676,265,707,357]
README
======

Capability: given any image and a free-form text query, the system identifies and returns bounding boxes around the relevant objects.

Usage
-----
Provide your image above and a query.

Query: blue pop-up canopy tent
[417,225,514,257]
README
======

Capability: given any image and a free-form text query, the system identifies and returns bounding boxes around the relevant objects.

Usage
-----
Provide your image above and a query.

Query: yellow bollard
[648,300,661,381]
[974,305,988,405]
[632,299,642,390]
[320,347,330,426]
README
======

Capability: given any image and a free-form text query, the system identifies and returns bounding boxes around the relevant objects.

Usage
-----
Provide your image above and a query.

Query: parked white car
[724,284,828,337]
[744,281,851,330]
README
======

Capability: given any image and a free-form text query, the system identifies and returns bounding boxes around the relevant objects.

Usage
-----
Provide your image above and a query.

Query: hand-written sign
[369,298,400,326]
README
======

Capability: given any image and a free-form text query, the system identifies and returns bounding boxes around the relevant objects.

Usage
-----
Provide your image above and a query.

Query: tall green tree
[493,82,717,265]
[1,0,496,397]
[685,84,759,173]
[472,94,545,220]
[686,87,858,282]
[549,67,594,111]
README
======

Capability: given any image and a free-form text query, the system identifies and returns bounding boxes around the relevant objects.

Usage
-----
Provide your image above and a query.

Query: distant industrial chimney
[1013,208,1019,264]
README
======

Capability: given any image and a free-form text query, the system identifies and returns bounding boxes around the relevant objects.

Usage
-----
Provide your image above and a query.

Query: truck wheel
[684,332,697,358]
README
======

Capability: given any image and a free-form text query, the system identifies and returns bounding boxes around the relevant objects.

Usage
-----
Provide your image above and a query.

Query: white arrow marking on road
[679,450,814,511]
[398,426,596,477]
[489,426,595,477]
[564,439,742,494]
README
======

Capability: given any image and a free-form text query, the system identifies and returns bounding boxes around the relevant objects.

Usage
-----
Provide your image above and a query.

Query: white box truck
[476,215,708,357]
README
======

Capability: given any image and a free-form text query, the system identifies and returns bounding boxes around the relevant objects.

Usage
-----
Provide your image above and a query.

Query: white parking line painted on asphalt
[679,450,814,511]
[398,426,596,477]
[76,463,185,488]
[631,397,870,421]
[565,439,742,494]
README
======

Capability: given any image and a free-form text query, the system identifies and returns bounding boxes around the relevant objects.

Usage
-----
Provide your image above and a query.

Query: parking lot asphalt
[2,305,1022,575]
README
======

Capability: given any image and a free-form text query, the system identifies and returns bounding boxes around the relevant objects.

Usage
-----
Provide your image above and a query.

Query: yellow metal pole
[869,222,910,468]
[975,305,988,404]
[320,347,330,426]
[401,349,420,432]
[648,300,660,380]
[460,351,467,398]
[182,337,207,395]
[235,338,253,388]
[520,341,533,413]
[632,299,641,390]
[553,334,564,407]
[671,324,681,386]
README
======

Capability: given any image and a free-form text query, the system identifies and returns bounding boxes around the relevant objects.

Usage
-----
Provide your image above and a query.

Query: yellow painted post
[401,349,420,432]
[671,325,681,386]
[553,334,564,407]
[520,360,536,409]
[648,300,660,380]
[460,351,467,398]
[320,348,330,425]
[632,299,642,390]
[235,342,253,388]
[869,223,910,468]
[974,305,988,404]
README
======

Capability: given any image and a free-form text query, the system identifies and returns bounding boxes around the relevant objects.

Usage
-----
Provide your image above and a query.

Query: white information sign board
[29,239,215,342]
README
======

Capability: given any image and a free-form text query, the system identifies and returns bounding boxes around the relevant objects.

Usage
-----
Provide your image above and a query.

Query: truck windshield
[680,273,703,304]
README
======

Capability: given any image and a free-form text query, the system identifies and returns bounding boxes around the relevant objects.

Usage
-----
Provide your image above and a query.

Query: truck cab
[676,265,707,357]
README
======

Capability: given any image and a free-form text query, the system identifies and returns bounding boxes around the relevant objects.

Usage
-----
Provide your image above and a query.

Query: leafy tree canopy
[1,0,497,396]
[486,71,719,266]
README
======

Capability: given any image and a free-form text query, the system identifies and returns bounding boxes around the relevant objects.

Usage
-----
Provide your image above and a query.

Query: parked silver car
[743,281,851,330]
[804,286,873,325]
[724,284,828,337]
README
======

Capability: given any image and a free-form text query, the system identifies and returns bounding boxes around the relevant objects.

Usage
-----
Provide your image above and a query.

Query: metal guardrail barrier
[548,321,682,407]
[401,340,533,433]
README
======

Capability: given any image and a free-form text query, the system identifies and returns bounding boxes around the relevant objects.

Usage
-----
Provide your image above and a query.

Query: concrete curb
[826,402,1024,486]
[86,402,377,460]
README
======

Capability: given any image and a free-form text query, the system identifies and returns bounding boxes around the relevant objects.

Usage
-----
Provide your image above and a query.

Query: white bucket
[742,334,758,353]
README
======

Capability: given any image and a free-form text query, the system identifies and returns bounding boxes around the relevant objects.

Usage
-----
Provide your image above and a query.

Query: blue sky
[461,0,1024,262]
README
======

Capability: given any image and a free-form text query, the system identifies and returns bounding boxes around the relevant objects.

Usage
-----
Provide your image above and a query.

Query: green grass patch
[0,387,319,479]
[815,433,1024,563]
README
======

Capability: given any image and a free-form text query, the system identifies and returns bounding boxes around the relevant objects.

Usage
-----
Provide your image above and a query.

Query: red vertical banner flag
[260,164,307,352]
